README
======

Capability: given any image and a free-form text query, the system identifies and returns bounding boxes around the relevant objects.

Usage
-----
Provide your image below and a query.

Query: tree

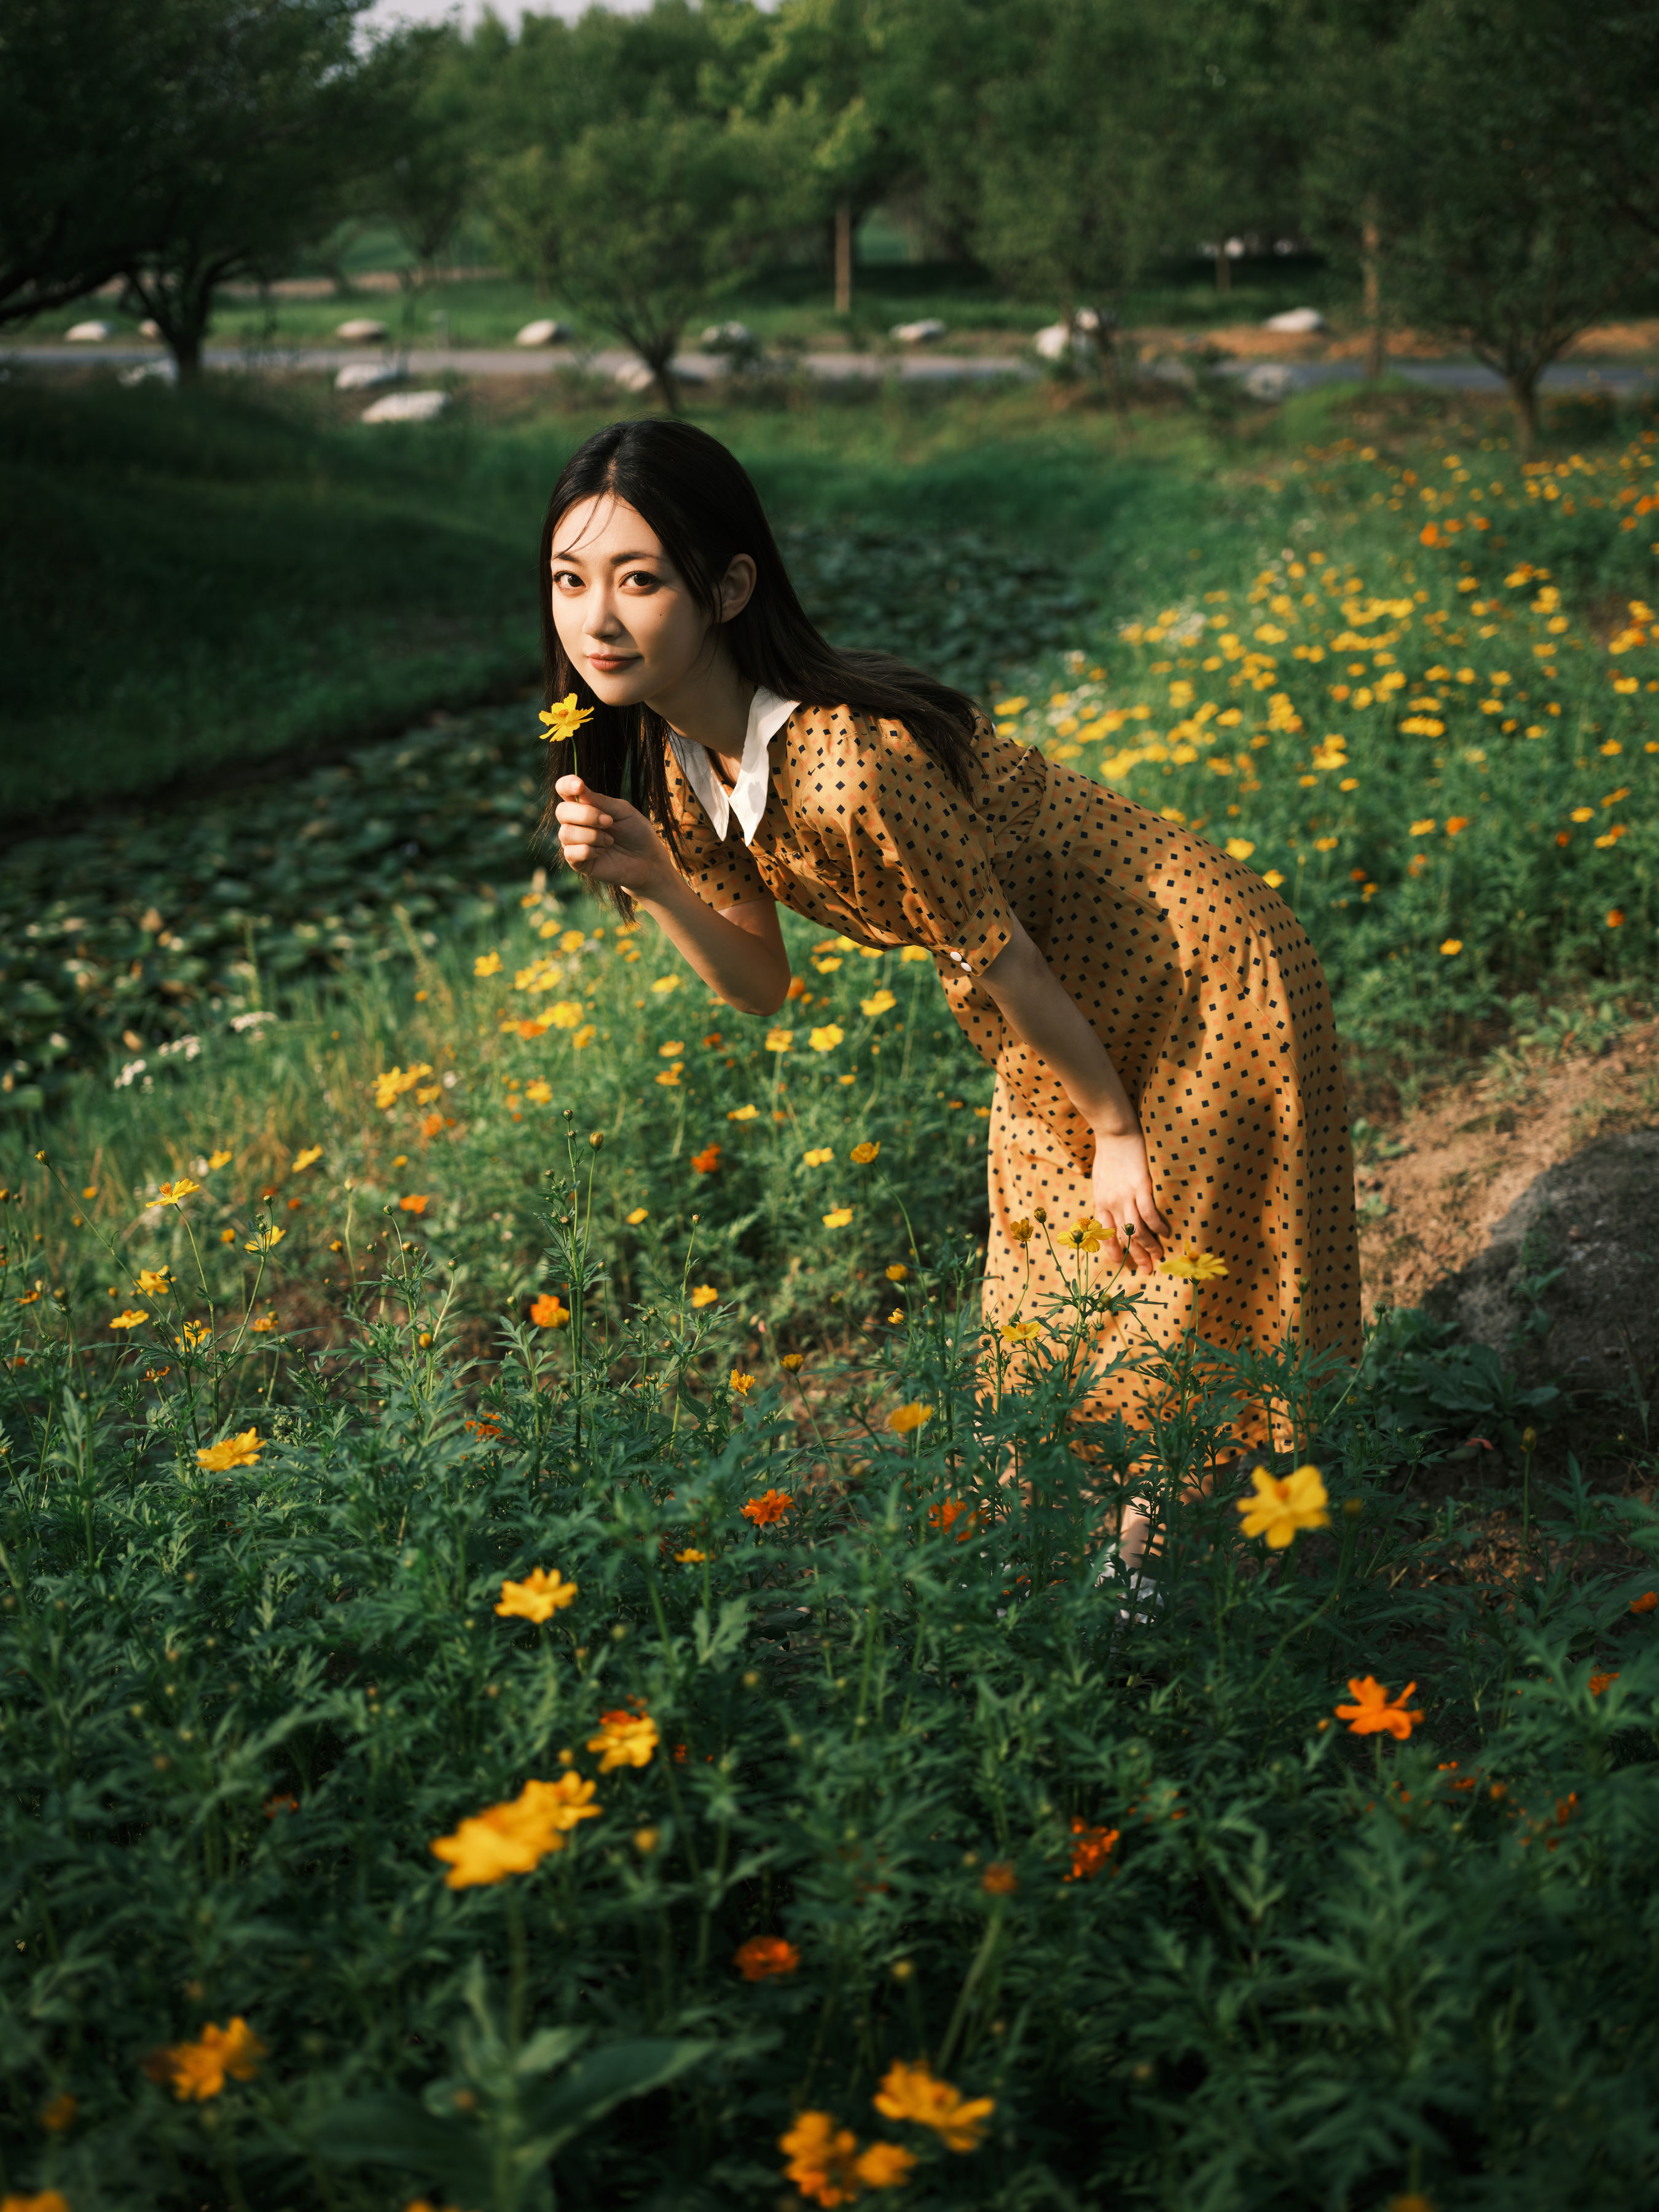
[0,0,162,326]
[971,0,1195,398]
[492,98,776,411]
[116,0,391,381]
[736,0,907,317]
[369,24,480,338]
[1369,0,1659,445]
[1295,0,1427,379]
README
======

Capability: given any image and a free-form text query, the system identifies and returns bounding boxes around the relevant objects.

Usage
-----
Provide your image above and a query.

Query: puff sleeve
[662,750,768,911]
[836,716,1018,978]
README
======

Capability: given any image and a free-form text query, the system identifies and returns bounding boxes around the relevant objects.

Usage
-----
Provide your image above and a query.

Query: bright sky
[361,0,653,26]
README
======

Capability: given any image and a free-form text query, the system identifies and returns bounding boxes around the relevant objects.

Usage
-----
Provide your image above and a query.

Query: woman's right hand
[554,775,667,895]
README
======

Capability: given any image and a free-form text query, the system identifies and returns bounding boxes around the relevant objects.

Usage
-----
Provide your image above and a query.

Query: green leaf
[522,2037,713,2150]
[310,2093,491,2196]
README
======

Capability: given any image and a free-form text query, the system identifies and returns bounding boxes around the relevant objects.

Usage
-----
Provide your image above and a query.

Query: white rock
[119,359,177,387]
[139,319,162,339]
[335,361,404,392]
[514,318,568,347]
[613,361,656,393]
[65,320,110,342]
[890,318,946,344]
[335,318,388,342]
[1033,323,1070,360]
[361,389,449,423]
[1264,307,1325,333]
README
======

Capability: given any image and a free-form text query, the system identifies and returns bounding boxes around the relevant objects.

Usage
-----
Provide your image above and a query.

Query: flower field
[6,388,1659,2209]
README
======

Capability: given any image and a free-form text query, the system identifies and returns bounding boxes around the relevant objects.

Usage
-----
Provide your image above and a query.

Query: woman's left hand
[1090,1128,1169,1275]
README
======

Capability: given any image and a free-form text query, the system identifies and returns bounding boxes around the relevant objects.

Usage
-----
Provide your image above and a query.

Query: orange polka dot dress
[665,703,1361,1444]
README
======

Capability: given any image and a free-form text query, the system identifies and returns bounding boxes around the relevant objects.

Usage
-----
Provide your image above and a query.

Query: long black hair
[535,419,981,895]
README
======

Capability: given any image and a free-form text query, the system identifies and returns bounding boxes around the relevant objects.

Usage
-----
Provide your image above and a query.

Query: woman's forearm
[980,922,1139,1137]
[633,868,791,1017]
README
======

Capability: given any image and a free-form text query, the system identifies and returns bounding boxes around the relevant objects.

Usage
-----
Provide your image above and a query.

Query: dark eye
[622,569,661,590]
[552,569,584,591]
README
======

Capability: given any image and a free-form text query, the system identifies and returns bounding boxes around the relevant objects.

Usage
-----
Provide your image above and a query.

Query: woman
[544,417,1360,1483]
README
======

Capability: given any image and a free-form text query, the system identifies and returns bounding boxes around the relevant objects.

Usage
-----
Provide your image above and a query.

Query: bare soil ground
[1358,1021,1659,1318]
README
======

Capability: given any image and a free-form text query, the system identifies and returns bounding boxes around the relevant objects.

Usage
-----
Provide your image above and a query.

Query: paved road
[6,340,1654,396]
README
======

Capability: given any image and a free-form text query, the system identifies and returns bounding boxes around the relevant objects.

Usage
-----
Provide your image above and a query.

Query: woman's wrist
[1090,1114,1142,1143]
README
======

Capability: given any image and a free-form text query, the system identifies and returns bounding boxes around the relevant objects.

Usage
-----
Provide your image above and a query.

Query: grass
[0,370,1237,828]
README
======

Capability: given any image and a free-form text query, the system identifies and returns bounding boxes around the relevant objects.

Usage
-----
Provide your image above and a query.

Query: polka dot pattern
[667,706,1361,1441]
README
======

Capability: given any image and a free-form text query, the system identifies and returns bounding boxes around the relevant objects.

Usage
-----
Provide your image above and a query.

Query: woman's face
[549,494,753,709]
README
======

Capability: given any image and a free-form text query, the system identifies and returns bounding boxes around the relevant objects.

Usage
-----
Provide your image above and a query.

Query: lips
[587,653,637,672]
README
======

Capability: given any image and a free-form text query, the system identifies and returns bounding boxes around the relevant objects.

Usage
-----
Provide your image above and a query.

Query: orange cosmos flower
[1064,1819,1120,1882]
[529,1293,570,1328]
[1589,1670,1620,1696]
[1631,1591,1658,1615]
[729,1371,755,1396]
[399,1193,431,1215]
[887,1402,933,1436]
[691,1143,722,1174]
[742,1488,793,1527]
[981,1860,1018,1895]
[1335,1676,1424,1739]
[735,1935,801,1980]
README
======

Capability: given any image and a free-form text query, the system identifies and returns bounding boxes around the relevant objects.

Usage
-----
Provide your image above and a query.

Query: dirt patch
[1357,1018,1659,1317]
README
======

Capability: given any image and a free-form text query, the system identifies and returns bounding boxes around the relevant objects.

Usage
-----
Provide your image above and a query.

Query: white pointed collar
[668,686,799,848]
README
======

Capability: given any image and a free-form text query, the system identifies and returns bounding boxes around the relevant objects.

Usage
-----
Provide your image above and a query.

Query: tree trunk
[1508,368,1540,454]
[1361,199,1385,381]
[834,200,853,317]
[1214,245,1231,294]
[645,339,681,414]
[170,322,203,383]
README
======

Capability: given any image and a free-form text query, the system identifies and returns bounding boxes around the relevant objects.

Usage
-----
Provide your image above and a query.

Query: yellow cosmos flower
[1000,1319,1041,1343]
[1057,1216,1104,1252]
[808,1025,844,1052]
[197,1430,262,1471]
[587,1709,659,1771]
[728,1104,759,1120]
[207,1149,232,1170]
[675,1547,707,1563]
[109,1308,149,1330]
[165,2017,266,2102]
[655,1065,684,1087]
[888,1308,906,1324]
[537,693,595,744]
[850,1141,880,1163]
[431,1774,600,1888]
[1410,819,1436,836]
[1263,869,1285,888]
[729,1371,755,1396]
[291,1145,323,1172]
[765,1028,793,1052]
[1224,838,1255,860]
[496,1567,579,1623]
[873,2057,995,2152]
[626,1206,649,1224]
[573,1023,596,1048]
[244,1226,285,1253]
[803,1146,834,1167]
[780,1352,804,1371]
[1160,1248,1228,1281]
[159,1178,200,1206]
[549,1001,584,1029]
[649,974,681,996]
[690,1285,718,1308]
[860,989,897,1017]
[1236,1463,1330,1548]
[888,1402,933,1435]
[1440,939,1462,956]
[898,945,931,963]
[176,1320,211,1350]
[994,695,1028,715]
[823,1206,853,1228]
[474,950,503,977]
[885,1262,908,1281]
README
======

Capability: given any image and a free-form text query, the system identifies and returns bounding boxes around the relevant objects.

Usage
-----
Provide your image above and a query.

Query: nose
[583,582,624,642]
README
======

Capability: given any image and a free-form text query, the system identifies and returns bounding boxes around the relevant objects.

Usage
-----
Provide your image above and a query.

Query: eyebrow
[550,546,663,565]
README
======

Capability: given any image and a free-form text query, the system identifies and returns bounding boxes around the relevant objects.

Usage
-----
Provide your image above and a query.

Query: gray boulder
[1432,1130,1659,1397]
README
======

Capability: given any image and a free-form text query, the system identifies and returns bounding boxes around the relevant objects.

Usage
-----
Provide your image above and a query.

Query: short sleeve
[839,716,1017,979]
[663,750,768,912]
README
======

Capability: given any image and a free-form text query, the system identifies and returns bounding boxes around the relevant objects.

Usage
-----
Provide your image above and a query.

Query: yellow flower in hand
[538,693,595,744]
[1236,1463,1330,1548]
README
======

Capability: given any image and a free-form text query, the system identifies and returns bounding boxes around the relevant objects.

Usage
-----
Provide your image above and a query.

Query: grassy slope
[1,374,1232,822]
